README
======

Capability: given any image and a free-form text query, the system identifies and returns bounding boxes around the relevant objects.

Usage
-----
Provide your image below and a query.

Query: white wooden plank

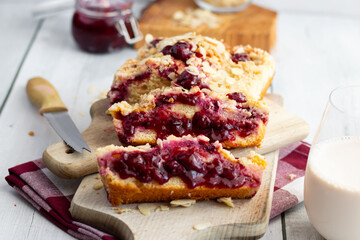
[260,215,283,239]
[0,10,136,240]
[284,203,324,240]
[271,13,360,142]
[26,211,75,240]
[0,0,43,106]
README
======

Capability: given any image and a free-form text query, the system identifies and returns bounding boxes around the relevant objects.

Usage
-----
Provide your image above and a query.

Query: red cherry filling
[108,70,152,104]
[150,38,161,47]
[175,70,201,89]
[103,138,259,189]
[161,41,193,62]
[227,92,247,103]
[158,65,178,80]
[116,91,268,144]
[231,53,251,63]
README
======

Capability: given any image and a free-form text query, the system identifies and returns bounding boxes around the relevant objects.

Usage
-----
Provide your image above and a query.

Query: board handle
[26,77,68,115]
[42,99,115,178]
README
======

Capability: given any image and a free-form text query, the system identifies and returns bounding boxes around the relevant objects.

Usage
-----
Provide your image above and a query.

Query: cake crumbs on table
[28,131,35,136]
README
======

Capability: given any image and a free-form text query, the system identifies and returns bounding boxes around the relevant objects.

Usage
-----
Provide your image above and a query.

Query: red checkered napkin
[5,142,310,240]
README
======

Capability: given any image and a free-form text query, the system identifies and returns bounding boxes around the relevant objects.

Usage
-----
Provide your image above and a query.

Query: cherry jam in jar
[72,0,142,53]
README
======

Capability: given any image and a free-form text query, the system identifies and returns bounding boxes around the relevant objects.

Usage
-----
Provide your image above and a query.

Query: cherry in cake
[108,87,269,148]
[96,135,267,205]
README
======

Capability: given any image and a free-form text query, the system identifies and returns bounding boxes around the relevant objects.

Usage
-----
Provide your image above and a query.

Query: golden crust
[222,122,266,148]
[103,174,258,206]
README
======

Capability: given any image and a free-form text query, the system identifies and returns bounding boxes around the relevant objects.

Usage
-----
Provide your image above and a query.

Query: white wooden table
[1,0,360,239]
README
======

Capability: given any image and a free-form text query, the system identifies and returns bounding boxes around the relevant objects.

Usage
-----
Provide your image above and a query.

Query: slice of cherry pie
[108,86,269,148]
[96,135,267,205]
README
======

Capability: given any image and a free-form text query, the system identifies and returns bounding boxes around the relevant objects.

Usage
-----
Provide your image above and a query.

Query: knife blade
[26,77,91,153]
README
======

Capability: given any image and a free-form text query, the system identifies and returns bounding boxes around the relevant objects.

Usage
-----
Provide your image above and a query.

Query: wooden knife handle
[26,77,68,115]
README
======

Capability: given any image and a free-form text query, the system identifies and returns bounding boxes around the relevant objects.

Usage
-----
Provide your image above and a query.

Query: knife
[26,77,91,153]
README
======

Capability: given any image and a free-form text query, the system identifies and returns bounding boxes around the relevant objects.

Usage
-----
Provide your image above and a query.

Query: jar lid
[76,0,133,18]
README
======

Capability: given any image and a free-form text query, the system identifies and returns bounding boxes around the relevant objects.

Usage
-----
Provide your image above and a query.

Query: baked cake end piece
[96,135,267,206]
[107,33,275,105]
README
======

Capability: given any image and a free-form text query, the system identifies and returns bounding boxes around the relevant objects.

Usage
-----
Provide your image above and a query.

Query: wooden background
[1,0,360,239]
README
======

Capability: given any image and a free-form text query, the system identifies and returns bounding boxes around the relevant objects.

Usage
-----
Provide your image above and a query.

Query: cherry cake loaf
[107,33,275,105]
[108,86,269,148]
[96,135,267,205]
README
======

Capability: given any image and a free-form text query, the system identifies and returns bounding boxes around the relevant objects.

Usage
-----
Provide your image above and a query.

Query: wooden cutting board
[69,95,300,239]
[42,94,309,179]
[134,0,277,51]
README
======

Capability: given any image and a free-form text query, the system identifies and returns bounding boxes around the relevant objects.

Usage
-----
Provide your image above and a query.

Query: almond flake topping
[138,203,158,216]
[93,181,103,190]
[193,222,212,230]
[170,199,196,207]
[217,197,235,208]
[172,8,220,29]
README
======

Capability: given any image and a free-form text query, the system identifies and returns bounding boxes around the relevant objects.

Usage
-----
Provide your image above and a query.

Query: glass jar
[72,0,142,53]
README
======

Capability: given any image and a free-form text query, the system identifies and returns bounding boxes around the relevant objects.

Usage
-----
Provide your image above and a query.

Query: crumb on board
[112,207,133,215]
[95,174,101,180]
[217,197,235,208]
[93,181,103,190]
[82,184,86,189]
[289,174,297,180]
[28,131,35,136]
[170,199,196,207]
[193,222,212,230]
[79,112,85,117]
